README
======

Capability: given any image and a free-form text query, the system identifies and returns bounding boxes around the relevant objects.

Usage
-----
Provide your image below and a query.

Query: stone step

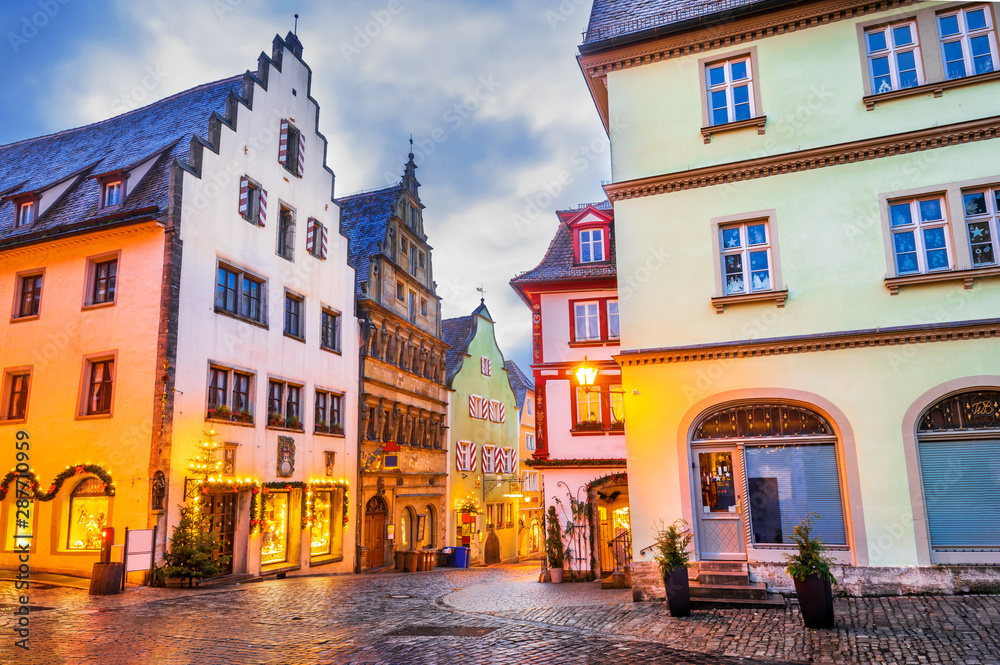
[697,561,748,573]
[195,573,263,588]
[690,592,786,610]
[600,575,614,589]
[698,571,751,586]
[689,581,769,600]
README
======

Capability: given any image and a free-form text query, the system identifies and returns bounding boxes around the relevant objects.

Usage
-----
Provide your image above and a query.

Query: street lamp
[575,356,598,390]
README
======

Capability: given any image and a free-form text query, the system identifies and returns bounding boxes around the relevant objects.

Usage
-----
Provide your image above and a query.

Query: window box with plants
[652,518,693,617]
[608,419,625,432]
[206,404,232,421]
[314,421,345,436]
[785,513,836,629]
[573,419,604,432]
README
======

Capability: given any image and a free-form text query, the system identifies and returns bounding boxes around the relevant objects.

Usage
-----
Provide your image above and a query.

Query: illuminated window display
[261,492,289,564]
[67,478,108,551]
[311,491,332,557]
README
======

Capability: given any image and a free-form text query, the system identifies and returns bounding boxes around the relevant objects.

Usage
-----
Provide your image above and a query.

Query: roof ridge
[337,183,402,201]
[0,75,243,151]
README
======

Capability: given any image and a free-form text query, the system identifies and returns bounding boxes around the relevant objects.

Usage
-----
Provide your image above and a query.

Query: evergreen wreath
[0,464,115,502]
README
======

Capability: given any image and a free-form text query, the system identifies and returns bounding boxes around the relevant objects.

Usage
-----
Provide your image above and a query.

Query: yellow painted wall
[0,224,165,576]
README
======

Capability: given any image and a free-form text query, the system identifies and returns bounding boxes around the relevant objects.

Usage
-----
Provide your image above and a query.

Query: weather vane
[294,14,299,35]
[476,285,486,303]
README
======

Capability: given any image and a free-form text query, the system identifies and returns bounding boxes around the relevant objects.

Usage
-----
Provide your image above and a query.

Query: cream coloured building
[578,0,1000,596]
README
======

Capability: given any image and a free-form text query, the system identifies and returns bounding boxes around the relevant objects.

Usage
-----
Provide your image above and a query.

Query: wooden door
[484,531,501,565]
[204,492,235,573]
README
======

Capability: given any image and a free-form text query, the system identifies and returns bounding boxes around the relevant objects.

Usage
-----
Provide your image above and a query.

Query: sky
[0,0,612,373]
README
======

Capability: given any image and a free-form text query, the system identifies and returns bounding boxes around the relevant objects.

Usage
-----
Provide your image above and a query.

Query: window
[67,478,109,550]
[279,120,304,177]
[420,298,427,316]
[706,56,755,125]
[321,308,341,352]
[409,206,418,229]
[306,218,327,259]
[239,176,267,226]
[963,186,1000,267]
[573,301,600,341]
[866,21,923,94]
[15,201,34,229]
[410,246,417,274]
[576,387,602,426]
[315,390,343,434]
[102,180,123,208]
[610,384,625,426]
[607,300,619,339]
[720,220,773,295]
[90,258,118,305]
[396,282,404,300]
[526,398,533,416]
[889,196,952,275]
[223,443,237,476]
[215,263,265,324]
[15,273,43,318]
[84,358,114,416]
[525,433,535,451]
[277,206,295,260]
[268,379,302,429]
[284,292,303,339]
[408,291,416,323]
[206,366,253,421]
[578,228,605,263]
[418,252,425,269]
[938,5,998,80]
[2,371,30,421]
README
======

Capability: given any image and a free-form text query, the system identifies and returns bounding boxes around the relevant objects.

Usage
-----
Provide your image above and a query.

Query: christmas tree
[163,506,228,587]
[187,428,223,481]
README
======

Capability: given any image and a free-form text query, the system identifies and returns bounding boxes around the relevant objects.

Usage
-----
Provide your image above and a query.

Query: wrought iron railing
[608,529,632,573]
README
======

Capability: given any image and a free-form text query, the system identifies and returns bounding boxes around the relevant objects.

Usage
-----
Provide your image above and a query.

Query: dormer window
[102,180,122,208]
[15,200,34,229]
[579,228,605,263]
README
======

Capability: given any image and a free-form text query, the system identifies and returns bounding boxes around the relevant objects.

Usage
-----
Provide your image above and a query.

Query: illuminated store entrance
[690,403,848,562]
[203,491,236,573]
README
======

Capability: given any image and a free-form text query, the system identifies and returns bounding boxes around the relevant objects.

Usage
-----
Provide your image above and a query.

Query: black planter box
[663,567,691,617]
[793,573,834,629]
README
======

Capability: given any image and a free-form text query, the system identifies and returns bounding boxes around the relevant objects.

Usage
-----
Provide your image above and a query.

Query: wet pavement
[2,563,998,664]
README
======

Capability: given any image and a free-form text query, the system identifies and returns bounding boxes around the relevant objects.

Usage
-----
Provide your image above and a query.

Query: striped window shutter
[469,442,478,471]
[497,402,505,423]
[456,441,469,472]
[306,219,316,255]
[320,224,328,259]
[481,357,491,376]
[493,447,504,474]
[239,176,249,217]
[279,119,289,166]
[508,449,518,475]
[258,188,268,226]
[297,132,305,177]
[482,445,495,474]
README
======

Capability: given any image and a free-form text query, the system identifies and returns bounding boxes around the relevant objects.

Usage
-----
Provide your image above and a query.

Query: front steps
[688,561,784,609]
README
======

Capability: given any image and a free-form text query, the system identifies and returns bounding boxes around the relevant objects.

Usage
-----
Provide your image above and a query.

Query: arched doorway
[591,475,630,575]
[484,531,501,565]
[917,390,1000,564]
[364,494,389,568]
[691,402,848,560]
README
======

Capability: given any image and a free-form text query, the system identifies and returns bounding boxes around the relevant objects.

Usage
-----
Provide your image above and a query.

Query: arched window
[67,478,109,551]
[692,402,846,556]
[422,505,435,548]
[917,390,1000,563]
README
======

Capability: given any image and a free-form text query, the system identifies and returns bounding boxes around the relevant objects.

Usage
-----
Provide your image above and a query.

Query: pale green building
[578,0,1000,596]
[443,302,521,565]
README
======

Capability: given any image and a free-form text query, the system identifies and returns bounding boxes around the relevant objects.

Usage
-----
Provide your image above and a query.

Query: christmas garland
[307,481,351,527]
[262,482,309,529]
[523,458,627,468]
[0,464,115,502]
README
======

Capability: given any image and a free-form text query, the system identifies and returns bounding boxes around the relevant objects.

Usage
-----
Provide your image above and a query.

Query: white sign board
[124,528,155,573]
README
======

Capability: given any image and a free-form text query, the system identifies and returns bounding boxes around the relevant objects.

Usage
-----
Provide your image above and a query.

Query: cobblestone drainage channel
[386,626,499,637]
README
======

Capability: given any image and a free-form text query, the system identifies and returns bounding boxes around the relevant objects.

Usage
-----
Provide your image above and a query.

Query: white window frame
[573,301,600,341]
[705,56,755,126]
[578,228,605,263]
[15,201,34,229]
[215,261,267,325]
[607,300,620,339]
[102,180,123,208]
[865,20,924,94]
[962,186,1000,268]
[888,196,953,276]
[720,220,774,296]
[937,4,999,80]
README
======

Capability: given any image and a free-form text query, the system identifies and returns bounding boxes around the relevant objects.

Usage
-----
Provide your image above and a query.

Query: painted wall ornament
[277,436,295,478]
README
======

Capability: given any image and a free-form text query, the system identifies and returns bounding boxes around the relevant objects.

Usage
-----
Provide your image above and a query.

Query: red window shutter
[320,224,328,259]
[297,133,305,177]
[279,119,289,166]
[239,176,248,217]
[306,219,315,254]
[258,188,267,226]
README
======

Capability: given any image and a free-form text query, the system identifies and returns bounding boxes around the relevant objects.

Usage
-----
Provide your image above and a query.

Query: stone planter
[550,567,563,583]
[663,567,691,617]
[793,573,835,629]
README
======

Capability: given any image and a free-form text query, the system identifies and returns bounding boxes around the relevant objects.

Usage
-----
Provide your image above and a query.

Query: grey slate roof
[0,76,243,243]
[583,0,763,44]
[442,314,475,384]
[504,360,534,410]
[337,185,401,298]
[510,203,617,289]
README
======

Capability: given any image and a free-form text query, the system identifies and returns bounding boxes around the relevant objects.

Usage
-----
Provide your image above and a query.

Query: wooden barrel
[89,562,125,595]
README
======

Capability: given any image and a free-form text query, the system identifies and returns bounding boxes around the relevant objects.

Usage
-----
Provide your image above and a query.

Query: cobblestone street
[3,563,999,664]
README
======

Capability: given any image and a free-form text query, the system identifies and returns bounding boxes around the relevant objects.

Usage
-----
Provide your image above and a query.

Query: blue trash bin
[444,547,456,567]
[455,546,470,568]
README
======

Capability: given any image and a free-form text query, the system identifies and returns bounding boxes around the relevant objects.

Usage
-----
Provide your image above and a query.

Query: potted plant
[545,505,564,583]
[285,415,302,430]
[234,410,252,424]
[267,411,284,427]
[652,518,693,617]
[315,420,330,434]
[574,419,604,432]
[331,422,344,435]
[785,513,836,629]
